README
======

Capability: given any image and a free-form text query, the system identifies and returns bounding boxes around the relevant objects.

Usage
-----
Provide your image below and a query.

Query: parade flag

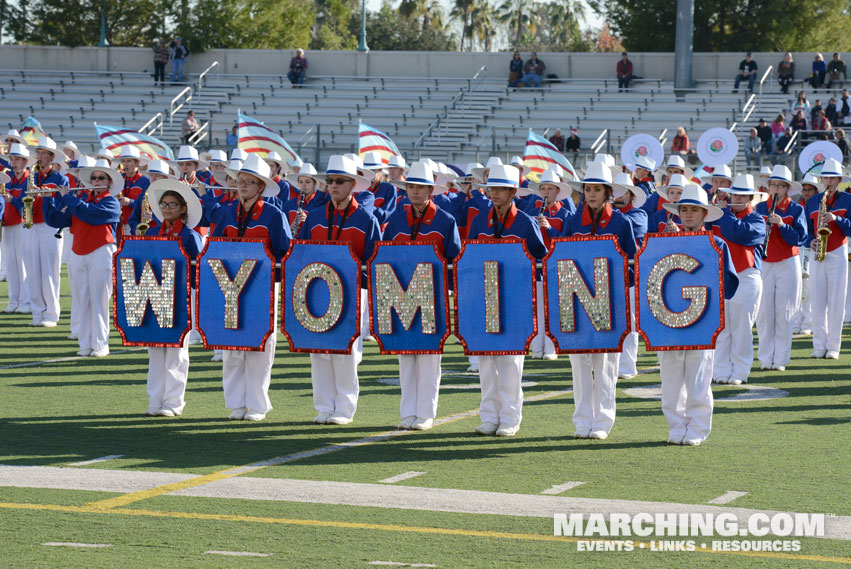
[237,111,301,162]
[358,122,401,164]
[523,129,576,182]
[20,116,47,146]
[94,124,174,161]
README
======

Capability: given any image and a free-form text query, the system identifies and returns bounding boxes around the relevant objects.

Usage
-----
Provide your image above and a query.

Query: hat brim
[473,181,520,190]
[78,165,124,196]
[2,152,36,169]
[819,173,851,183]
[509,163,532,177]
[224,167,279,197]
[566,180,626,199]
[799,181,825,194]
[612,182,647,208]
[356,168,376,182]
[147,180,203,229]
[528,180,572,202]
[285,172,321,188]
[172,158,210,171]
[723,187,770,203]
[213,170,236,187]
[663,201,723,223]
[5,135,26,146]
[655,166,694,184]
[390,179,449,196]
[119,153,151,168]
[317,172,372,194]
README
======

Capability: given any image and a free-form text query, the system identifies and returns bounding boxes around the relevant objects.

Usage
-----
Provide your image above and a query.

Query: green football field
[0,271,849,568]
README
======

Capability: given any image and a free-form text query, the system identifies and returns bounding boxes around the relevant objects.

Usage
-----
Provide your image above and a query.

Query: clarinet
[290,192,307,236]
[760,197,779,260]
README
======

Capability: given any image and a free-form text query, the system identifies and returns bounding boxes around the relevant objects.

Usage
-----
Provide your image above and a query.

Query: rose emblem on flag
[814,152,825,163]
[710,139,723,152]
[635,145,648,157]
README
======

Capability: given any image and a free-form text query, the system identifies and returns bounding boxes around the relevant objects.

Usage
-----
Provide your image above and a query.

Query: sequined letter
[292,263,344,333]
[483,261,500,333]
[374,263,436,334]
[647,254,707,328]
[119,258,176,328]
[208,259,257,330]
[556,258,612,332]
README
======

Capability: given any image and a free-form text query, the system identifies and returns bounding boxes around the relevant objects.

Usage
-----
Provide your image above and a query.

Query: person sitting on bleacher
[836,90,851,126]
[288,48,308,86]
[520,52,545,88]
[508,51,524,87]
[827,53,846,89]
[812,109,832,132]
[810,53,826,89]
[790,110,808,132]
[777,52,794,94]
[771,128,794,166]
[733,52,758,93]
[617,52,633,92]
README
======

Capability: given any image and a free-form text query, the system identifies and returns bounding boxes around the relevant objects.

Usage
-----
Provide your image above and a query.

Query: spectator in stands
[565,128,581,161]
[812,109,831,131]
[810,99,823,124]
[771,114,786,139]
[826,97,839,125]
[226,126,238,154]
[672,127,690,157]
[792,91,811,116]
[733,52,758,93]
[548,129,565,151]
[152,39,169,86]
[790,110,808,132]
[810,53,826,89]
[836,89,851,126]
[617,52,633,92]
[772,127,793,165]
[288,48,308,86]
[827,53,846,89]
[835,129,849,161]
[508,51,524,87]
[777,52,794,94]
[170,37,189,83]
[521,52,545,88]
[745,128,762,168]
[182,110,198,145]
[757,118,773,153]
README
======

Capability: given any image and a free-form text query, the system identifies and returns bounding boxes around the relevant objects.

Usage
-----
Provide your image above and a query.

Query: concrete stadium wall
[0,45,840,82]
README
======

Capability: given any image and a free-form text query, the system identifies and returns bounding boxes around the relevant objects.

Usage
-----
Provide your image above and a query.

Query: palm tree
[470,0,497,52]
[450,0,474,51]
[548,0,585,49]
[498,0,540,48]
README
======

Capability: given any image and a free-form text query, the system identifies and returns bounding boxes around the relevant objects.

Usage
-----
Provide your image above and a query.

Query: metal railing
[757,64,773,113]
[590,128,608,154]
[188,121,209,146]
[169,86,193,125]
[297,124,321,165]
[139,112,163,136]
[740,93,756,123]
[198,61,219,91]
[412,65,488,151]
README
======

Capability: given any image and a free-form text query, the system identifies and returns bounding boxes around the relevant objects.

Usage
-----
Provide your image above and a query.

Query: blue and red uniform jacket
[712,235,740,299]
[121,171,150,226]
[562,203,638,285]
[281,191,329,226]
[297,196,381,264]
[354,189,375,216]
[455,189,491,241]
[3,168,29,226]
[468,203,548,260]
[25,167,68,225]
[634,176,655,197]
[274,176,297,202]
[210,198,291,260]
[382,200,461,261]
[616,202,648,246]
[365,179,398,225]
[648,208,680,235]
[805,190,851,254]
[640,191,668,216]
[144,218,202,258]
[43,190,120,255]
[523,198,572,249]
[708,205,766,273]
[756,196,807,262]
[197,170,213,185]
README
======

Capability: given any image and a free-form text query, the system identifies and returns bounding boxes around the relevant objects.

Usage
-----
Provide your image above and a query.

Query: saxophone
[22,166,37,228]
[815,190,832,262]
[0,181,6,242]
[136,192,152,235]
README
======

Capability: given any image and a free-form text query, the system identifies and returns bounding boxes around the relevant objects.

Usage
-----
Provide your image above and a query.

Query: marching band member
[266,151,296,204]
[612,172,648,379]
[562,162,637,439]
[25,137,67,327]
[660,185,739,445]
[61,155,96,342]
[61,141,79,168]
[793,174,821,335]
[298,155,380,425]
[642,155,693,215]
[468,163,547,437]
[0,130,27,171]
[705,164,733,201]
[282,162,327,236]
[43,159,121,356]
[0,143,34,313]
[630,155,656,196]
[710,174,767,384]
[143,181,203,417]
[117,146,151,237]
[205,150,228,190]
[127,159,178,232]
[804,158,851,359]
[386,155,408,183]
[208,154,291,421]
[755,166,807,371]
[525,166,573,360]
[648,174,686,234]
[384,161,461,430]
[453,162,487,242]
[360,151,399,225]
[95,148,115,166]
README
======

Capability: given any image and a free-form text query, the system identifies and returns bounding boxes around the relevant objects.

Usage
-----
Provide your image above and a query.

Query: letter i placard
[635,232,726,350]
[196,237,276,351]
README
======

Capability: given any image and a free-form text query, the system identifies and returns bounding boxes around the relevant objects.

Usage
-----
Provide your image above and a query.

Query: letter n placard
[543,236,630,353]
[282,241,361,353]
[367,242,450,354]
[197,237,275,351]
[113,236,191,347]
[636,232,725,351]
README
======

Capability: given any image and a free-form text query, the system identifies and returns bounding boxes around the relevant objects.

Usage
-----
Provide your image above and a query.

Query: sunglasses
[159,201,182,210]
[326,177,353,186]
[90,176,110,181]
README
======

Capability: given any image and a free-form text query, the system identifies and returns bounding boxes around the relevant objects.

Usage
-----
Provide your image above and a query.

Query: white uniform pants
[68,244,115,352]
[810,244,848,353]
[397,354,442,420]
[478,355,524,428]
[1,224,29,309]
[66,231,80,337]
[60,227,71,264]
[713,267,762,382]
[845,260,851,322]
[147,334,190,411]
[222,333,276,413]
[569,352,619,433]
[619,286,638,376]
[658,349,714,442]
[360,288,371,338]
[530,281,556,356]
[756,256,801,368]
[24,223,62,323]
[310,341,363,419]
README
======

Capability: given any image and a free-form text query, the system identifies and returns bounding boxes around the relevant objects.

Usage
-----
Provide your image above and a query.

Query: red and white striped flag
[20,116,47,146]
[94,123,174,160]
[523,129,576,182]
[237,112,300,162]
[358,122,401,164]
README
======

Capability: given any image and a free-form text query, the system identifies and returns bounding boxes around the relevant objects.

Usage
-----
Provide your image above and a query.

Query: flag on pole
[358,122,401,164]
[94,124,174,161]
[523,129,576,182]
[20,116,47,146]
[237,111,301,162]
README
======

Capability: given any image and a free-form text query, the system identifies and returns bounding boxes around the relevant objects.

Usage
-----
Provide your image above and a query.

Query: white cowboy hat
[65,154,96,174]
[343,153,376,183]
[508,155,531,177]
[285,162,321,188]
[318,155,372,193]
[758,166,772,178]
[230,148,248,161]
[207,149,227,164]
[799,173,825,193]
[1,143,36,169]
[390,161,448,195]
[663,184,723,222]
[630,155,657,173]
[361,151,386,170]
[709,163,733,181]
[819,158,850,183]
[148,159,178,180]
[566,161,627,198]
[451,162,482,189]
[612,172,647,208]
[62,140,79,159]
[386,155,408,173]
[768,165,803,194]
[655,154,695,182]
[214,159,242,187]
[473,164,520,190]
[4,129,26,146]
[95,148,115,164]
[118,145,150,167]
[724,173,769,202]
[78,159,124,196]
[147,179,203,229]
[172,145,209,170]
[655,173,689,201]
[528,167,571,202]
[35,137,58,156]
[264,151,285,170]
[472,156,504,182]
[433,162,458,187]
[227,154,279,197]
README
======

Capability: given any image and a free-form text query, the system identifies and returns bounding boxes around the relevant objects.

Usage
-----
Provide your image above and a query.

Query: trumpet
[136,192,152,236]
[761,196,779,260]
[815,190,832,262]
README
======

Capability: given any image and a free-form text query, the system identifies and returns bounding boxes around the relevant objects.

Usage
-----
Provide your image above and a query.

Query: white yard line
[44,542,111,548]
[708,491,749,505]
[0,348,147,370]
[540,481,585,495]
[68,455,124,466]
[0,465,198,493]
[380,471,426,484]
[369,562,438,567]
[205,550,272,557]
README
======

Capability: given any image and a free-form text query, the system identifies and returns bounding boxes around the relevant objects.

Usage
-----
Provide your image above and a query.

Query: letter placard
[636,233,726,350]
[367,242,450,354]
[282,241,360,353]
[114,236,191,347]
[197,237,275,350]
[454,238,536,355]
[543,236,630,353]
